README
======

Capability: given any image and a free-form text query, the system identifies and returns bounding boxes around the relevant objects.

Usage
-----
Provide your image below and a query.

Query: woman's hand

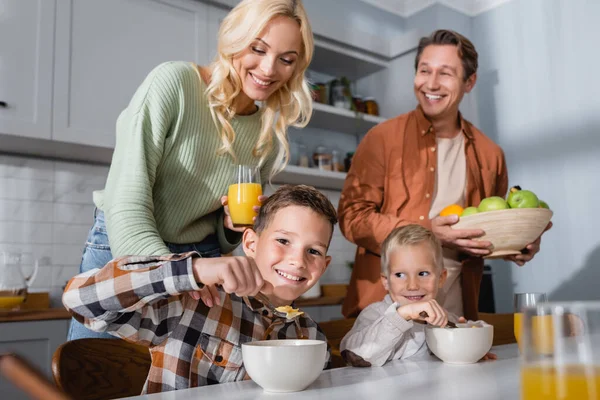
[221,195,268,232]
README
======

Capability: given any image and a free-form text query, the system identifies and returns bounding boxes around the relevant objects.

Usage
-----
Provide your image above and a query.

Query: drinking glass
[227,165,262,227]
[521,301,599,399]
[515,292,547,349]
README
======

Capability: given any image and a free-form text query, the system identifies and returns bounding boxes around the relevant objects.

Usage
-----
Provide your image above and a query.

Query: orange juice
[0,296,25,309]
[515,313,555,355]
[515,312,523,347]
[522,365,600,399]
[228,183,262,226]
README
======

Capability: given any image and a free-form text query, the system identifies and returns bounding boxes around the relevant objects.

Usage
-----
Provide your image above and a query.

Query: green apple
[461,206,479,217]
[506,185,522,206]
[539,200,550,209]
[507,189,539,209]
[478,196,509,212]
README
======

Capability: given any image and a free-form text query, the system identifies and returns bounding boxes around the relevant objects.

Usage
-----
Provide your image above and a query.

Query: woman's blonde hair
[206,0,314,179]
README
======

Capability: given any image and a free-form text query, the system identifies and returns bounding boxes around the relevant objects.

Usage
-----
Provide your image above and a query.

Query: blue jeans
[67,209,221,341]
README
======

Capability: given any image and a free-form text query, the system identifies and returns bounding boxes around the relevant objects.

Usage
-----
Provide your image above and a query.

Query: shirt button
[431,147,436,152]
[430,167,435,172]
[262,309,269,316]
[419,216,425,220]
[425,193,430,198]
[215,355,223,363]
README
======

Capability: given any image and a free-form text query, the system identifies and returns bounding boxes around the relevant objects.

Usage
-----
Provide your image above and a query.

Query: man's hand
[397,299,448,327]
[192,256,263,297]
[503,221,553,266]
[431,215,492,256]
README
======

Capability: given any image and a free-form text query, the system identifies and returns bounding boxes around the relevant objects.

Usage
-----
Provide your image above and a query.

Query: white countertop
[123,344,521,400]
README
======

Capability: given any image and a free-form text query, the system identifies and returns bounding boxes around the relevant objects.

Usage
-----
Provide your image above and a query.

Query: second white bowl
[425,322,494,364]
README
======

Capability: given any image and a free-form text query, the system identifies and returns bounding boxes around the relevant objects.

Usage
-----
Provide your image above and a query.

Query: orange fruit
[439,204,464,217]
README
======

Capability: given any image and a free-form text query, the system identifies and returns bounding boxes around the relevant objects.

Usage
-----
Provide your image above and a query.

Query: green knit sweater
[93,62,278,257]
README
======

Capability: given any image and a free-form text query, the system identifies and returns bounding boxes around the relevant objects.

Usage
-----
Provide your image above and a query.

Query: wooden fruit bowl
[452,208,553,258]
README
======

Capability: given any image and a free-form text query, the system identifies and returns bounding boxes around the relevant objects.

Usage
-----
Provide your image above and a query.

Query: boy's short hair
[380,224,443,276]
[254,185,338,244]
[414,29,478,81]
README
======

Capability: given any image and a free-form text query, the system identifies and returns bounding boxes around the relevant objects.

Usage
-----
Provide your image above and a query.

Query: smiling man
[338,30,547,321]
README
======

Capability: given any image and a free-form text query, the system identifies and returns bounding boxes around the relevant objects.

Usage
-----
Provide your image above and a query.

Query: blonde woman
[68,0,314,341]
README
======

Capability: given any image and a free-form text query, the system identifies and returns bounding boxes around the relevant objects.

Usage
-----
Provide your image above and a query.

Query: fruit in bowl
[425,322,494,364]
[241,339,327,393]
[449,186,553,258]
[477,196,509,212]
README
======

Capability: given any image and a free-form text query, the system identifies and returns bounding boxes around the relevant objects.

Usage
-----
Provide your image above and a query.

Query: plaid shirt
[63,252,330,393]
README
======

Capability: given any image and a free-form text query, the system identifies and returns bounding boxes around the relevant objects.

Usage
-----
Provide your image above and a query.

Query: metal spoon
[253,292,299,320]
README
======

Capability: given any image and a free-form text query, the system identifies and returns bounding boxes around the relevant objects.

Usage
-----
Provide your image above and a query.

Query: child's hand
[221,195,268,233]
[192,256,264,297]
[397,299,448,327]
[189,285,221,307]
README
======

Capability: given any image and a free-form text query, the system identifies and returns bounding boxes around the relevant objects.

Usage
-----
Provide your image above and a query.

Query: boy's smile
[381,242,447,307]
[243,205,332,306]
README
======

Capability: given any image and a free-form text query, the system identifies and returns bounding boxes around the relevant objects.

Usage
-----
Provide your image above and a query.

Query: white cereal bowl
[241,339,327,392]
[425,322,494,364]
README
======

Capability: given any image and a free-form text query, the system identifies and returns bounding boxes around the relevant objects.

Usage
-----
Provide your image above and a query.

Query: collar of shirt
[414,105,474,140]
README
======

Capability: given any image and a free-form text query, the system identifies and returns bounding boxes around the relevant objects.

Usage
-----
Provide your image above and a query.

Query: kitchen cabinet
[52,0,211,148]
[0,319,70,400]
[0,0,55,140]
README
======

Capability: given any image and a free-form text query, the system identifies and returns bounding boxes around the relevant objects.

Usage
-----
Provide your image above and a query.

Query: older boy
[341,224,455,367]
[63,185,336,393]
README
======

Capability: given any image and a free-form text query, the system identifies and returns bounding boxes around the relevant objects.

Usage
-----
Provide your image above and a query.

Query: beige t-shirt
[428,133,466,317]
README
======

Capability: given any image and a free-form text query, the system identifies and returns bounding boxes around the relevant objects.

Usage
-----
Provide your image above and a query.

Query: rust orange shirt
[338,106,508,320]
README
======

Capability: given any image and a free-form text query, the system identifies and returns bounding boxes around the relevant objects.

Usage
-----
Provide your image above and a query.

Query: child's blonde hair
[380,224,443,276]
[206,0,314,180]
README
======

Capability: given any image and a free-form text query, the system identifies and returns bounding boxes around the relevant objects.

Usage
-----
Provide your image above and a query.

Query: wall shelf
[272,165,347,191]
[312,39,389,81]
[310,102,385,135]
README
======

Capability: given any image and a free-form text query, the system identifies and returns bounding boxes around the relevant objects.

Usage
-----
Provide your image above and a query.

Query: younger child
[341,224,483,367]
[63,185,336,393]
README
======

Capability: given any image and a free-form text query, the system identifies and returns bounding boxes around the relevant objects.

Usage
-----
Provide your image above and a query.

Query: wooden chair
[319,318,356,368]
[52,339,151,400]
[478,312,516,346]
[0,353,70,400]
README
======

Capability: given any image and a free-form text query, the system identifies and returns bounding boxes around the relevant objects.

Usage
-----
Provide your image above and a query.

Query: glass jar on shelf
[312,146,333,171]
[344,151,355,172]
[331,150,344,172]
[330,79,352,110]
[298,143,309,168]
[364,97,379,116]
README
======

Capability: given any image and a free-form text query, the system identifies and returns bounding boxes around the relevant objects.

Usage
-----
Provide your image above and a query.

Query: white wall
[0,155,109,306]
[472,0,600,310]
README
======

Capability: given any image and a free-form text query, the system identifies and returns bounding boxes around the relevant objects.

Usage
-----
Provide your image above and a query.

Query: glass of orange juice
[521,301,599,400]
[514,292,547,350]
[227,165,262,227]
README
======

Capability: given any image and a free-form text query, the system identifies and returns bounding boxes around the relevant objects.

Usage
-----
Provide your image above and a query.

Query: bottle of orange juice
[228,165,262,227]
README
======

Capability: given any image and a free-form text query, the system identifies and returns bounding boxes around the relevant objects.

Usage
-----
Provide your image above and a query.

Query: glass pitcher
[0,252,39,310]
